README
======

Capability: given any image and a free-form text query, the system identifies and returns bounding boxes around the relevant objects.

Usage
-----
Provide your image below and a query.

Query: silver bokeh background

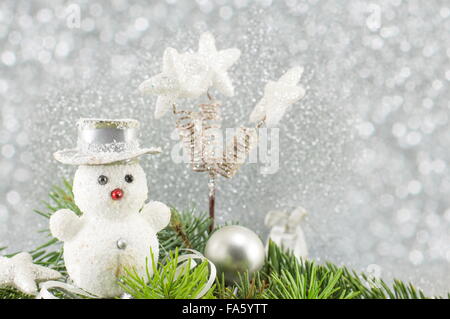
[0,0,449,295]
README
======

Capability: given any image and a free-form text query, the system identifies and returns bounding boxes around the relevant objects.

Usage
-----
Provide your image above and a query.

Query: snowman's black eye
[98,175,108,185]
[125,174,133,183]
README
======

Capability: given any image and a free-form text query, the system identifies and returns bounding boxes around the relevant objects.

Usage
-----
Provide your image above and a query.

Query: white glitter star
[139,47,211,119]
[139,32,240,119]
[249,66,306,127]
[0,252,62,295]
[197,32,241,96]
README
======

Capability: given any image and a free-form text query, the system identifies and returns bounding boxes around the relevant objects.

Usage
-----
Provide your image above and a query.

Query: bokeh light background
[0,0,449,295]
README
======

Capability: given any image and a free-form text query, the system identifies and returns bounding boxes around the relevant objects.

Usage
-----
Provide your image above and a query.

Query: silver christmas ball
[204,225,265,283]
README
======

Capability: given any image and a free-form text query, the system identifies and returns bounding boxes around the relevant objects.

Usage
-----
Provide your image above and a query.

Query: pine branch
[168,210,194,248]
[0,287,33,299]
[158,208,211,259]
[264,241,434,299]
[34,179,81,219]
[119,249,216,299]
[234,272,269,299]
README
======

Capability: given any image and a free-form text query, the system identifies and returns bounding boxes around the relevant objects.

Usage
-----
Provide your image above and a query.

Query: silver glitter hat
[54,118,161,165]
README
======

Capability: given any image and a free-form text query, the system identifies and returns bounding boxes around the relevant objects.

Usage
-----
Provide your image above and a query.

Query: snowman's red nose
[111,188,124,200]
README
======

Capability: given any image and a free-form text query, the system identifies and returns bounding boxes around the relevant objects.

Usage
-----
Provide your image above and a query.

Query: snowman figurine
[51,118,171,298]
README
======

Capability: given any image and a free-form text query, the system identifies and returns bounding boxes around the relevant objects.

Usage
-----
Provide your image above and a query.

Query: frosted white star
[139,47,211,119]
[197,32,241,96]
[249,66,306,127]
[139,32,240,119]
[0,252,62,295]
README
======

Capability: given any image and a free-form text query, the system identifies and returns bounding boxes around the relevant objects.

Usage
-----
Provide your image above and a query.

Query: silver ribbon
[79,127,138,145]
[36,281,97,299]
[178,249,217,299]
[77,127,140,153]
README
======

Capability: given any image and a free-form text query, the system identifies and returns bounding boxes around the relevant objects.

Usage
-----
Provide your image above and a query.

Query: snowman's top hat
[54,118,161,165]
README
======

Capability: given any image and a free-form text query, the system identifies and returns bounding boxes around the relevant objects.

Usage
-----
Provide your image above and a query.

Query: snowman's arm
[141,201,171,232]
[49,209,82,242]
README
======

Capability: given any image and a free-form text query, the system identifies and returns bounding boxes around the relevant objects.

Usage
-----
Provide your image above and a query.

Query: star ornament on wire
[139,32,240,119]
[249,66,306,127]
[139,48,211,119]
[197,32,241,97]
[0,252,62,295]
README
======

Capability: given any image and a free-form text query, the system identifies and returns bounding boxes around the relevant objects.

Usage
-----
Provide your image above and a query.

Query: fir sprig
[34,179,81,219]
[157,208,211,259]
[119,249,215,299]
[261,241,430,299]
[0,287,32,299]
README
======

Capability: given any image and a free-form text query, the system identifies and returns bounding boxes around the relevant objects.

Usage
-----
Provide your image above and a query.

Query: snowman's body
[63,214,158,297]
[50,162,171,298]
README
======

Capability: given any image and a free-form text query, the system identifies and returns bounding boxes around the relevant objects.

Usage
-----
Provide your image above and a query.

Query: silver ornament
[204,225,265,283]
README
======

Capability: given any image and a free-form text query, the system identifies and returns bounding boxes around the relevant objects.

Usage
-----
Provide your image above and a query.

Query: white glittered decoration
[0,252,61,295]
[50,163,171,298]
[139,32,240,119]
[265,207,308,259]
[197,32,241,97]
[250,66,306,127]
[139,48,210,119]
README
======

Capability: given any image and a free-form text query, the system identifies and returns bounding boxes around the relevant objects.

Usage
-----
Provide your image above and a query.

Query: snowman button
[116,238,127,250]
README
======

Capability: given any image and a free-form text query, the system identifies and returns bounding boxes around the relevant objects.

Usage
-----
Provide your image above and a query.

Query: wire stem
[208,171,216,232]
